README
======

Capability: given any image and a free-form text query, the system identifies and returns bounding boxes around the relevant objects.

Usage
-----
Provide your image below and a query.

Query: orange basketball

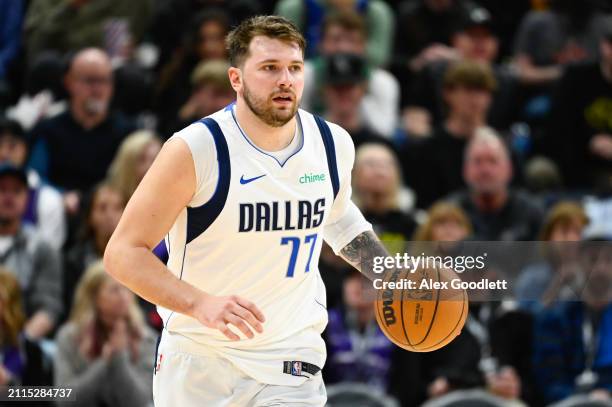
[373,266,468,352]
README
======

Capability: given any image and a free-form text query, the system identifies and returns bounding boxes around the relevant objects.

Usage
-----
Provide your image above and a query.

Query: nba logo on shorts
[291,361,302,376]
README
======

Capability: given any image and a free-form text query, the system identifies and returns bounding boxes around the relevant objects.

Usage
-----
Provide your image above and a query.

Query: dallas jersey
[157,104,372,386]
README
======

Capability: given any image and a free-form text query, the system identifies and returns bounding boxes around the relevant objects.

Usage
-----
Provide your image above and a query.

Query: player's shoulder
[173,106,233,138]
[299,109,354,152]
[169,105,236,149]
[299,109,356,169]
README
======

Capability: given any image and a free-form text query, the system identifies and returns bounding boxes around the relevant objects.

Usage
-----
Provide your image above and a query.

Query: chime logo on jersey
[238,198,326,232]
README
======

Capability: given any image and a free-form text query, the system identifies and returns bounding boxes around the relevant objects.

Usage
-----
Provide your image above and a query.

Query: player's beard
[242,81,298,128]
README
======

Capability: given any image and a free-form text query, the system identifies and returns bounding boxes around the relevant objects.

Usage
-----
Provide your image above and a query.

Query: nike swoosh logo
[240,174,266,185]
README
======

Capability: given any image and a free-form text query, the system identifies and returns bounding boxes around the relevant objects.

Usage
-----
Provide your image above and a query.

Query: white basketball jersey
[157,104,371,385]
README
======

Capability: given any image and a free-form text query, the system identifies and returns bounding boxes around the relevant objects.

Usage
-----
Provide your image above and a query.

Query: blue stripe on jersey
[313,115,339,199]
[185,117,231,244]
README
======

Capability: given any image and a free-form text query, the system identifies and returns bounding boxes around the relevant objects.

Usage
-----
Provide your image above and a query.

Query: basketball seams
[416,289,468,352]
[375,266,469,352]
[412,266,442,347]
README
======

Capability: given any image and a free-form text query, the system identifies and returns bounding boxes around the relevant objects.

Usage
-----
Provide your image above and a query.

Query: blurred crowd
[1,0,612,406]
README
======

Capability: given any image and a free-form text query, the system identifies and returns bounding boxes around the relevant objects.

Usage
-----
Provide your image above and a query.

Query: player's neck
[234,101,297,152]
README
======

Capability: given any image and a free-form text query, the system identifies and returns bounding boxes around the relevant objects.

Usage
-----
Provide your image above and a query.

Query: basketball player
[104,15,388,406]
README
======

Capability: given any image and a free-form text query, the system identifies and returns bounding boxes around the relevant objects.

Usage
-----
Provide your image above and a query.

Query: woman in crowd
[412,201,472,242]
[54,261,156,407]
[515,201,589,312]
[107,130,162,203]
[410,202,533,405]
[108,130,165,330]
[0,269,25,385]
[64,183,126,314]
[352,142,418,254]
[155,9,230,133]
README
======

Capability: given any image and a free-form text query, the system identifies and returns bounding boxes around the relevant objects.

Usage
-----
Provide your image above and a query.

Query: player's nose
[276,67,294,88]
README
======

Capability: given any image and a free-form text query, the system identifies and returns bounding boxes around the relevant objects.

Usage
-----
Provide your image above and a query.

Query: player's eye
[289,65,302,72]
[262,65,276,71]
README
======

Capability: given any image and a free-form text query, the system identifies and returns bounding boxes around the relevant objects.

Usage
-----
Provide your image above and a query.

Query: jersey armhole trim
[185,117,231,244]
[313,115,340,200]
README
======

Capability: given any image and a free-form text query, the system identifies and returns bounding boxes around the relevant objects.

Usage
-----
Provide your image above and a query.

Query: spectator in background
[149,0,261,69]
[324,269,395,392]
[64,183,125,317]
[28,48,135,215]
[403,61,496,209]
[393,0,469,73]
[542,24,612,193]
[155,9,230,133]
[516,202,589,312]
[275,0,394,67]
[301,12,399,138]
[512,0,611,86]
[106,131,166,330]
[0,269,52,389]
[410,203,534,405]
[401,6,520,137]
[0,163,62,339]
[353,142,417,254]
[421,301,533,405]
[0,117,66,250]
[469,0,531,60]
[390,202,475,405]
[0,270,25,385]
[24,0,153,64]
[322,54,389,147]
[54,261,156,407]
[412,201,472,242]
[533,239,612,404]
[165,60,234,136]
[448,128,543,241]
[107,130,162,203]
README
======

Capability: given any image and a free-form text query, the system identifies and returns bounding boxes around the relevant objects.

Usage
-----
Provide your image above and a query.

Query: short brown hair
[191,60,232,91]
[413,202,473,241]
[443,60,497,92]
[539,201,589,241]
[321,11,367,40]
[226,15,306,67]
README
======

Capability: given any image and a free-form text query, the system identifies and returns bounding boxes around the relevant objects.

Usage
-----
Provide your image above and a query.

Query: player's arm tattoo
[339,230,389,281]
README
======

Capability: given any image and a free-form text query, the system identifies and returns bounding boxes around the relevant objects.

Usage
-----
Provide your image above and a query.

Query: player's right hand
[193,294,265,341]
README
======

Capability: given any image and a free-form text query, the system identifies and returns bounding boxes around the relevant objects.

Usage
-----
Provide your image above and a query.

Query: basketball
[374,265,469,352]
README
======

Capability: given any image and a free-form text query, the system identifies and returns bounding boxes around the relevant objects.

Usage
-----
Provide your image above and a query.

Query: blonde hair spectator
[54,261,156,407]
[539,201,589,241]
[107,130,162,202]
[0,269,25,348]
[413,202,472,242]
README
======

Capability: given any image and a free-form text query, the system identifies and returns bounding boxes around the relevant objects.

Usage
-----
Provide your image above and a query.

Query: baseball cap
[0,162,28,186]
[454,6,494,34]
[323,53,368,86]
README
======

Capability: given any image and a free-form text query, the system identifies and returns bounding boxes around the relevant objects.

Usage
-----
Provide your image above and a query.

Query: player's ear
[228,67,242,92]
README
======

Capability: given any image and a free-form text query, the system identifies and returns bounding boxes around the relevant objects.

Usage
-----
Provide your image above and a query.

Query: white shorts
[152,333,327,407]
